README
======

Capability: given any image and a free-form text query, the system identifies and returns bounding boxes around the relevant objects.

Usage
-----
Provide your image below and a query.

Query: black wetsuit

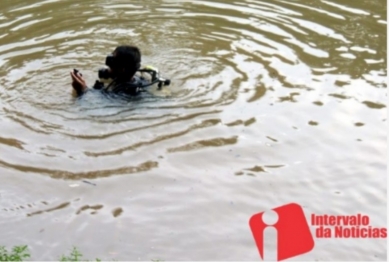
[92,75,151,96]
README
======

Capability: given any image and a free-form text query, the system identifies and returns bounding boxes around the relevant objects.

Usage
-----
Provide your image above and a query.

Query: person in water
[70,45,145,97]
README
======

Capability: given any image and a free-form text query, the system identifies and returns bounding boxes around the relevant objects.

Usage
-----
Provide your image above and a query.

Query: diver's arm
[71,86,88,97]
[70,71,88,97]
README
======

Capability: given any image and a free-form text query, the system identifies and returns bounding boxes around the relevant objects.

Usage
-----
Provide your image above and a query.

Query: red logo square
[249,203,315,261]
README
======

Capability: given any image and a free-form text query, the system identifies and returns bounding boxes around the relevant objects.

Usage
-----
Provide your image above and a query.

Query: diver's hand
[70,71,87,96]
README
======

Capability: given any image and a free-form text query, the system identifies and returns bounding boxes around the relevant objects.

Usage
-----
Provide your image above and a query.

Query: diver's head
[100,45,141,80]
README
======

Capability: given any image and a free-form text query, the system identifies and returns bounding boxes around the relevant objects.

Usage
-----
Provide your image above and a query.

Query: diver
[70,45,170,97]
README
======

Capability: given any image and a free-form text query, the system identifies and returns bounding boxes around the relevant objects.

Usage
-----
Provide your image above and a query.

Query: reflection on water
[0,0,386,260]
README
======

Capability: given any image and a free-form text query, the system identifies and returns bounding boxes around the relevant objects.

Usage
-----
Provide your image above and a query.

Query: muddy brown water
[0,0,386,261]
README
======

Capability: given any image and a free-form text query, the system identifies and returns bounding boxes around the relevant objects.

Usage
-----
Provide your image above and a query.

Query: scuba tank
[138,65,171,89]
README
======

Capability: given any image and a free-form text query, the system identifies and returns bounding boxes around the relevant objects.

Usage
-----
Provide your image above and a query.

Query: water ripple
[0,1,386,258]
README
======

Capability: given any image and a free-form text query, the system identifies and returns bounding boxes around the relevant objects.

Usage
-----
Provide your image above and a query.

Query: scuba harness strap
[93,66,170,94]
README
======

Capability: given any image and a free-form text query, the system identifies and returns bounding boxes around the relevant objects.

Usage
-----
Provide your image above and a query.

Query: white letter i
[262,210,279,261]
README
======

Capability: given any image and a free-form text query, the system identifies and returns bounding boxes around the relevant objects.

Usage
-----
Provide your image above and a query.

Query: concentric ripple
[0,0,386,180]
[0,0,387,260]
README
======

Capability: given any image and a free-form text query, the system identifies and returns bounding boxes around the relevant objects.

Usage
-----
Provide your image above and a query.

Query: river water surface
[0,0,387,261]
